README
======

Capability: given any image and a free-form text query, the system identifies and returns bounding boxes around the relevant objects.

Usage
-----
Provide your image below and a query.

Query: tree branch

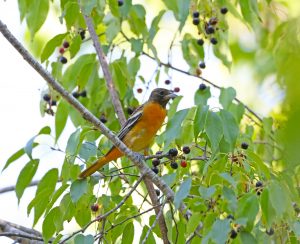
[0,17,191,219]
[82,12,126,126]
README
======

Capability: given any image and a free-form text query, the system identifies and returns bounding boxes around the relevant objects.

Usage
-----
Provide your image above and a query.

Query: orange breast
[123,102,166,151]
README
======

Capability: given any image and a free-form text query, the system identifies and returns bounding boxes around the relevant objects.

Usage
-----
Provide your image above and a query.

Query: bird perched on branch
[79,88,177,178]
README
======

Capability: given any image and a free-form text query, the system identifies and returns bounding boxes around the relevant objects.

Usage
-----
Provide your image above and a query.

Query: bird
[79,88,177,178]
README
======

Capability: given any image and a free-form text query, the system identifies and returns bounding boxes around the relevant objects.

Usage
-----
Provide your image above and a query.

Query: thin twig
[141,200,167,244]
[0,232,45,242]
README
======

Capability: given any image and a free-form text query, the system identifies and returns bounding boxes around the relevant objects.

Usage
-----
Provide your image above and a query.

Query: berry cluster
[42,93,57,115]
[151,146,191,174]
[72,90,87,98]
[192,6,228,46]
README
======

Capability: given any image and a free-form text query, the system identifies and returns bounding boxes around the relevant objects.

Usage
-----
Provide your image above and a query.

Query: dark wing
[117,104,144,141]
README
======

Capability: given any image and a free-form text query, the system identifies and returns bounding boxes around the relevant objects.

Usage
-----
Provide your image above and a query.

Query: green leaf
[210,219,231,244]
[74,234,94,244]
[70,179,88,203]
[168,96,182,119]
[293,221,300,238]
[139,225,155,244]
[103,14,120,43]
[59,194,75,222]
[41,33,67,63]
[260,188,276,228]
[219,87,236,110]
[246,151,270,178]
[164,109,189,148]
[46,183,69,214]
[205,111,223,153]
[220,172,237,188]
[111,58,131,98]
[42,207,63,243]
[174,178,192,209]
[55,100,69,141]
[66,129,81,157]
[69,35,82,58]
[128,4,147,37]
[148,10,165,42]
[16,159,39,202]
[194,105,209,138]
[26,0,49,38]
[220,110,239,151]
[199,186,216,200]
[239,231,257,244]
[223,186,237,212]
[161,173,176,186]
[80,0,97,15]
[130,38,143,54]
[186,213,202,235]
[2,146,35,171]
[194,87,211,107]
[121,222,134,244]
[182,33,205,68]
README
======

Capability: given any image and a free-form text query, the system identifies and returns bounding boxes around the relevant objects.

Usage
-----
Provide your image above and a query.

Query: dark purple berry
[206,25,215,34]
[199,61,206,69]
[118,0,124,6]
[90,203,99,212]
[197,39,204,46]
[79,29,86,40]
[43,94,51,102]
[193,18,200,25]
[152,158,160,167]
[241,142,249,149]
[100,114,107,123]
[80,90,87,97]
[255,181,263,188]
[220,7,228,15]
[72,91,80,98]
[182,146,190,154]
[230,230,238,239]
[155,189,160,196]
[165,79,171,85]
[51,100,57,106]
[63,41,70,48]
[168,148,178,157]
[192,11,200,18]
[199,83,207,91]
[266,228,274,236]
[209,17,218,25]
[156,151,163,155]
[227,214,234,220]
[170,161,178,169]
[210,37,218,45]
[59,56,68,64]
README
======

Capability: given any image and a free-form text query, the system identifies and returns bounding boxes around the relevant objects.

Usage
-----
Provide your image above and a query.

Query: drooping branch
[0,18,191,221]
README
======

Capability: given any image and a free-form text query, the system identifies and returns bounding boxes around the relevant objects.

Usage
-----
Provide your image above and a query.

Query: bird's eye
[159,91,165,96]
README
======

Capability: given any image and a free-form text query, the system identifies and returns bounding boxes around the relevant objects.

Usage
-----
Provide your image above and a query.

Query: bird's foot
[132,152,145,162]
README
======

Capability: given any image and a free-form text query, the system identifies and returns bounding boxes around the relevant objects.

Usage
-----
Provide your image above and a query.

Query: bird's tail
[79,148,123,178]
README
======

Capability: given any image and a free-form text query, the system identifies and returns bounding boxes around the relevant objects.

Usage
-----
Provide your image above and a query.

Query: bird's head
[148,88,177,108]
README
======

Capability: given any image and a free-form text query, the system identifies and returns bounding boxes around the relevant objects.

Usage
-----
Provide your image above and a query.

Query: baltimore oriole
[79,88,177,178]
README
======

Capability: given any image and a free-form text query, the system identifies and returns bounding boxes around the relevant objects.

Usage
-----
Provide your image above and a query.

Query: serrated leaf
[55,100,69,141]
[16,159,39,203]
[41,33,67,62]
[70,179,88,203]
[74,234,94,244]
[205,111,223,153]
[121,222,134,244]
[219,87,236,109]
[174,178,192,209]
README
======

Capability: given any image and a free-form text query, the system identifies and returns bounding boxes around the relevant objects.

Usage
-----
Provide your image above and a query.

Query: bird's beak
[164,91,177,100]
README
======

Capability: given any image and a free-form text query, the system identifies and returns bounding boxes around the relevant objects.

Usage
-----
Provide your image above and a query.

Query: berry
[165,79,171,85]
[63,41,70,48]
[72,91,80,98]
[197,39,204,46]
[182,146,190,154]
[90,203,99,212]
[192,11,200,18]
[152,167,159,174]
[79,29,86,40]
[59,56,68,64]
[100,114,107,123]
[59,47,65,54]
[155,189,160,196]
[255,181,263,188]
[209,17,218,25]
[43,94,51,102]
[170,161,178,169]
[220,7,228,15]
[266,228,274,236]
[199,83,207,91]
[118,0,124,6]
[174,87,180,93]
[51,100,57,106]
[230,230,238,239]
[168,148,178,157]
[241,142,249,149]
[156,151,163,155]
[193,18,200,25]
[206,25,215,34]
[80,90,87,97]
[152,158,160,167]
[199,61,206,69]
[227,214,234,220]
[196,67,202,76]
[210,37,218,45]
[137,88,143,93]
[180,161,187,168]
